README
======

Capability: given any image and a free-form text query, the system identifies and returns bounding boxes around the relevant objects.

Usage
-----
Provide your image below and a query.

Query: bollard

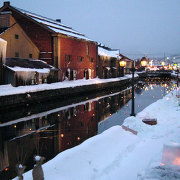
[16,164,26,180]
[32,156,45,180]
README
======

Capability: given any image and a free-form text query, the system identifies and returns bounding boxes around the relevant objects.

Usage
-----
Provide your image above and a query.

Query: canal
[0,77,175,179]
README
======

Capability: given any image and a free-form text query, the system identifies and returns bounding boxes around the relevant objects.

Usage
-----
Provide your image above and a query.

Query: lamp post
[120,57,147,116]
[130,61,136,116]
[176,68,179,88]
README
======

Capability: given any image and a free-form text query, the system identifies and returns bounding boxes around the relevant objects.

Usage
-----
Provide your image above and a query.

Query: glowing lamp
[141,57,147,67]
[161,62,165,66]
[119,59,126,67]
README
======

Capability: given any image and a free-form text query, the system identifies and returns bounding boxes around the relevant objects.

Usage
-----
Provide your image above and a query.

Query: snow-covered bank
[18,89,180,180]
[0,75,137,97]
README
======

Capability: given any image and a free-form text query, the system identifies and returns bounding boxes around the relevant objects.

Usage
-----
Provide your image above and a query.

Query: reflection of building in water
[97,89,132,122]
[0,134,9,173]
[57,101,97,152]
[0,100,98,179]
[0,88,132,179]
[135,82,145,94]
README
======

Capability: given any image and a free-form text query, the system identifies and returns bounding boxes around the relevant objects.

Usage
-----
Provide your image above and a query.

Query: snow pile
[0,38,7,64]
[19,88,180,180]
[7,66,50,73]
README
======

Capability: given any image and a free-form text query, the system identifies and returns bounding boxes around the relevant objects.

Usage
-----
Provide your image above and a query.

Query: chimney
[4,1,10,6]
[56,19,61,23]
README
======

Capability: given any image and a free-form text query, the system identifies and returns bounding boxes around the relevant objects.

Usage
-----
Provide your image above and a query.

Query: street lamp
[120,57,147,116]
[141,57,148,68]
[119,59,127,67]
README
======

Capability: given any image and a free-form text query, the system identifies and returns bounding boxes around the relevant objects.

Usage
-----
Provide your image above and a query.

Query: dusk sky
[1,0,180,58]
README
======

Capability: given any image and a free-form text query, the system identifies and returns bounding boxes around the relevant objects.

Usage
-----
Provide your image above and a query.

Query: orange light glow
[173,158,180,166]
[5,168,8,171]
[60,134,64,138]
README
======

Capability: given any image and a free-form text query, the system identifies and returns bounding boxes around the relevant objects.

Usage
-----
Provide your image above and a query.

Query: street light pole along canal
[120,57,147,116]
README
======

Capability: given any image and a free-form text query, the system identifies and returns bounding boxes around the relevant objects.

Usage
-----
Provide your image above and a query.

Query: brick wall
[3,7,53,65]
[59,36,97,80]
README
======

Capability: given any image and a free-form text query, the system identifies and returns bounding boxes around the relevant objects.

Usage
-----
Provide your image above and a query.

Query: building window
[78,56,84,62]
[84,103,89,111]
[86,45,89,56]
[90,58,94,62]
[65,55,72,61]
[29,54,33,58]
[15,52,19,57]
[15,34,19,39]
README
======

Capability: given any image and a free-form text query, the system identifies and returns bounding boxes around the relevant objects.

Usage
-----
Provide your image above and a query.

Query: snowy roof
[12,7,94,42]
[5,58,58,72]
[98,46,120,58]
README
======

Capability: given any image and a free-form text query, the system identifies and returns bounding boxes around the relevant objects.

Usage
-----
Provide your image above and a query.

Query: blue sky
[1,0,180,58]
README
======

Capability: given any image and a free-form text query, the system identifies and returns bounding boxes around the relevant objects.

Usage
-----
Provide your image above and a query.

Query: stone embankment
[0,78,136,109]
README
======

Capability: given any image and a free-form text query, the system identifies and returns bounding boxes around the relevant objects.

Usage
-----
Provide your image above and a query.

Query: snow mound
[122,116,153,137]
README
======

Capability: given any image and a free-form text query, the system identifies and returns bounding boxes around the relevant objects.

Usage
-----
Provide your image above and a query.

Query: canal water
[0,78,175,179]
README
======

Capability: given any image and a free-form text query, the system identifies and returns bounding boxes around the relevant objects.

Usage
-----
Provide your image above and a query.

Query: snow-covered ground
[16,87,180,180]
[0,75,136,97]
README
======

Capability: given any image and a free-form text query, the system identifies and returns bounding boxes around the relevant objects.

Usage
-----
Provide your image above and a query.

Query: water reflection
[0,78,174,179]
[0,87,132,179]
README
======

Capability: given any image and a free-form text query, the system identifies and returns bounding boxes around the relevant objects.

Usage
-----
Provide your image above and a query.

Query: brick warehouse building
[0,2,97,81]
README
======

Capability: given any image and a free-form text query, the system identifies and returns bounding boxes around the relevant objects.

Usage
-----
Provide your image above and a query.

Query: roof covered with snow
[98,46,120,58]
[12,6,94,42]
[5,58,58,72]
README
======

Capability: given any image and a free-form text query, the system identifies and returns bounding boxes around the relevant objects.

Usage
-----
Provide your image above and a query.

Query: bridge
[146,70,172,77]
[137,70,172,78]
